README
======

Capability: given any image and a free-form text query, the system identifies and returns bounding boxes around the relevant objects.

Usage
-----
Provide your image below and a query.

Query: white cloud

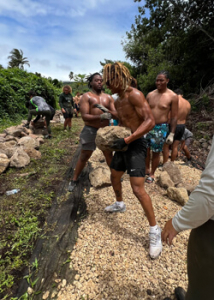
[0,0,141,80]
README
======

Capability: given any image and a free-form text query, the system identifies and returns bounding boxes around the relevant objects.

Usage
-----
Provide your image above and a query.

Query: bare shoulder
[146,89,157,99]
[80,92,90,104]
[128,87,147,105]
[167,89,178,101]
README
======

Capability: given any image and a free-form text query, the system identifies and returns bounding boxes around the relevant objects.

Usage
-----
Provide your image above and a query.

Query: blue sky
[0,0,142,81]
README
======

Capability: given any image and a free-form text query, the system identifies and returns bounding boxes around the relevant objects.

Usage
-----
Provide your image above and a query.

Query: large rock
[0,153,10,174]
[95,126,131,152]
[158,171,175,189]
[10,148,30,168]
[89,166,111,188]
[162,161,182,185]
[0,143,17,158]
[32,119,46,128]
[24,148,42,160]
[18,136,40,150]
[167,187,189,206]
[4,125,28,137]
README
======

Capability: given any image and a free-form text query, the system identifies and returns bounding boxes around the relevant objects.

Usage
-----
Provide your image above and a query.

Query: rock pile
[0,110,64,174]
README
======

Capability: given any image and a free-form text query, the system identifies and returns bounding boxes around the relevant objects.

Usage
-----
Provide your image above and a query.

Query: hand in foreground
[100,112,112,120]
[94,103,109,113]
[166,132,174,145]
[161,219,178,246]
[111,138,127,150]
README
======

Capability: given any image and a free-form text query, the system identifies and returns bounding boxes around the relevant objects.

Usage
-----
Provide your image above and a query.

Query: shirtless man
[102,62,162,259]
[68,73,117,192]
[73,92,81,117]
[163,89,191,163]
[145,71,178,183]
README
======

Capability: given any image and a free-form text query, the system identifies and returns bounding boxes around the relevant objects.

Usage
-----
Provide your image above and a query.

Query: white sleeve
[172,135,214,232]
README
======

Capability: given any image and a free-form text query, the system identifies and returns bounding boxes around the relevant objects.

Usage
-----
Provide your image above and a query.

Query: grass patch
[0,117,84,299]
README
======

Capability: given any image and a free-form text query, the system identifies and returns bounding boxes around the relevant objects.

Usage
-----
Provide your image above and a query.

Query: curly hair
[62,85,72,93]
[103,62,133,90]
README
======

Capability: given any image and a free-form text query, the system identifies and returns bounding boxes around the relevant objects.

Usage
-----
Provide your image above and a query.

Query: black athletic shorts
[174,124,185,141]
[63,108,73,119]
[110,137,147,177]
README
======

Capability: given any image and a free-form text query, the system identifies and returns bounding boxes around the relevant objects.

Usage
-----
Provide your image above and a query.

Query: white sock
[116,201,124,207]
[150,225,158,233]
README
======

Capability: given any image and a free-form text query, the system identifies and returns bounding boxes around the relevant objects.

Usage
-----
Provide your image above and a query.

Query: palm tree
[7,49,30,69]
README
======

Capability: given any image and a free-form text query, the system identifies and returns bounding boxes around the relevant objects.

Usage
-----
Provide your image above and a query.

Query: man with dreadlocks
[102,62,162,259]
[68,72,117,192]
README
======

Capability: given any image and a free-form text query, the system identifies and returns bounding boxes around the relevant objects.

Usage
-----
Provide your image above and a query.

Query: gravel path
[55,153,201,300]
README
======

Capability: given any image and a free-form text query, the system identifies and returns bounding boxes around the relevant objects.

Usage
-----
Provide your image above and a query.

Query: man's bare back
[177,95,191,124]
[80,91,115,128]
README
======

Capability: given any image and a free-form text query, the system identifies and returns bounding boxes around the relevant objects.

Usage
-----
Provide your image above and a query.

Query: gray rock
[10,148,30,168]
[89,166,111,188]
[162,161,182,185]
[0,153,10,174]
[4,125,27,137]
[167,187,189,206]
[24,148,42,160]
[18,136,40,150]
[158,171,175,189]
[95,126,131,152]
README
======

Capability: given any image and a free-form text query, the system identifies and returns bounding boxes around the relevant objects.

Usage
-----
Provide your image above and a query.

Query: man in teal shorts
[145,71,178,183]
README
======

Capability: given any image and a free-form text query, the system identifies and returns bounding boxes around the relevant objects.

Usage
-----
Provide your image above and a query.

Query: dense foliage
[123,0,214,95]
[0,68,59,121]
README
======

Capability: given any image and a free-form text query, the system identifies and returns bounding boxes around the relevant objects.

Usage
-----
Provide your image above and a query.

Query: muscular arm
[125,91,155,144]
[108,95,118,119]
[169,94,178,133]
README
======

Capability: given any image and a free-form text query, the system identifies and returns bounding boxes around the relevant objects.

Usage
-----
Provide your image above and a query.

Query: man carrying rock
[145,71,178,183]
[68,73,117,192]
[162,136,214,300]
[102,62,162,259]
[163,89,191,163]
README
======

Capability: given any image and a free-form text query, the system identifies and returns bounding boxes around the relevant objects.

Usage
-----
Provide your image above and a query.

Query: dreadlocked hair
[87,72,101,88]
[103,62,132,90]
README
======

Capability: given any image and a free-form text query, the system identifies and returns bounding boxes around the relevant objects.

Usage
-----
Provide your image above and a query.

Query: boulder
[0,143,17,158]
[89,166,111,188]
[167,187,189,206]
[18,136,40,150]
[4,135,19,142]
[95,126,131,152]
[0,153,10,174]
[4,125,28,137]
[24,148,42,160]
[158,171,175,189]
[32,119,46,129]
[162,161,182,185]
[10,148,30,168]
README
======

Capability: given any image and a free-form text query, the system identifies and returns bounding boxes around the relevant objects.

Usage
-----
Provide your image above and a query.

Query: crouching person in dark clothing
[24,90,52,139]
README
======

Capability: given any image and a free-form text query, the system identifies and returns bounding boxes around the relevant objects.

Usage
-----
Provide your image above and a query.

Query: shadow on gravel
[17,144,92,299]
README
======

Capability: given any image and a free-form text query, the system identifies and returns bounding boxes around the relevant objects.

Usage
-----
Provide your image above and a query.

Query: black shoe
[23,123,29,128]
[175,287,186,300]
[68,180,78,192]
[163,298,172,300]
[44,135,52,139]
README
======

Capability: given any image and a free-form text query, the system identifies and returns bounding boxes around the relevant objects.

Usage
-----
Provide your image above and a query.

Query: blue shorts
[146,123,169,152]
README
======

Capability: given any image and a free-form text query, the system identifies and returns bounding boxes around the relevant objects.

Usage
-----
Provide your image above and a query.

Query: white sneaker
[105,202,126,213]
[149,226,162,259]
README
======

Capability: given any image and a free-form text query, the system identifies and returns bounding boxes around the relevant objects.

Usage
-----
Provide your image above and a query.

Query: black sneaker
[44,135,52,139]
[68,180,78,192]
[175,287,186,300]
